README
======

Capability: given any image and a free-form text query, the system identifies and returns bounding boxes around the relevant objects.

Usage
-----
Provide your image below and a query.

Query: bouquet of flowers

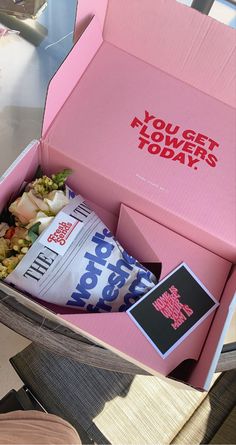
[0,169,159,312]
[0,169,71,279]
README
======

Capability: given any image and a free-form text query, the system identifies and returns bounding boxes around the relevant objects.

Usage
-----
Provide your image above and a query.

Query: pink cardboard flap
[191,266,236,389]
[60,311,204,377]
[42,16,103,137]
[76,0,236,107]
[42,30,236,260]
[40,2,236,261]
[116,205,231,298]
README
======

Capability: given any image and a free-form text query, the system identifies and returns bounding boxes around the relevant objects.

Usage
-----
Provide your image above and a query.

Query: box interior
[1,140,235,389]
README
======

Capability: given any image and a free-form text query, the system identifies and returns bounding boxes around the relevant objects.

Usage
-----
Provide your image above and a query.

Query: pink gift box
[0,0,235,390]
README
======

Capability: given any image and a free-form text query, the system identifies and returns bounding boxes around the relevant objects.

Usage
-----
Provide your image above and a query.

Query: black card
[127,263,218,358]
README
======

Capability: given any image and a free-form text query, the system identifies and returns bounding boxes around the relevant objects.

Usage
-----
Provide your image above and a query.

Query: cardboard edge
[117,204,160,262]
[187,266,236,389]
[74,0,108,42]
[0,140,40,185]
[203,290,236,390]
[104,0,236,108]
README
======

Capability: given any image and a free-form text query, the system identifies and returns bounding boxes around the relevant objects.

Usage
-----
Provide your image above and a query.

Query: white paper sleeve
[6,195,157,312]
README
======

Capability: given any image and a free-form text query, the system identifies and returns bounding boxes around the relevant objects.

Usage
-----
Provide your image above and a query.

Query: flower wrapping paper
[5,193,157,312]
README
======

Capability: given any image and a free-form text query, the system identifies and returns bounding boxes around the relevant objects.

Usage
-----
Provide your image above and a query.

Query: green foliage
[28,222,41,244]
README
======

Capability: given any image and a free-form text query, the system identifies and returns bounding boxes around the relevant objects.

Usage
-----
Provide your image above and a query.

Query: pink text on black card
[152,285,193,330]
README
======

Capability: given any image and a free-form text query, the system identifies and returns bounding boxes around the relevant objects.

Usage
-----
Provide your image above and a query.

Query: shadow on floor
[200,369,236,444]
[10,343,135,444]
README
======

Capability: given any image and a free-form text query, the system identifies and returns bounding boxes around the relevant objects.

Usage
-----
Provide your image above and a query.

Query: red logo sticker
[47,222,74,246]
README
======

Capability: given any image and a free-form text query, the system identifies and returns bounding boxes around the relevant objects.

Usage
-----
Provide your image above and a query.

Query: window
[177,0,236,28]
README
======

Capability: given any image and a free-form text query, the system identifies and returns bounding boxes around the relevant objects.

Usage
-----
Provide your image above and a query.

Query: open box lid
[41,0,236,261]
[75,0,236,108]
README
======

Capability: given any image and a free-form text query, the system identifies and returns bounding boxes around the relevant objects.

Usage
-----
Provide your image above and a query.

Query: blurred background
[178,0,236,27]
[0,0,77,175]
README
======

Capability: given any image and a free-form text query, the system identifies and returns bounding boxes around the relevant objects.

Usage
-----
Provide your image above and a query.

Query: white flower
[27,211,54,234]
[9,193,38,224]
[44,191,69,215]
[28,190,50,212]
[9,188,68,228]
